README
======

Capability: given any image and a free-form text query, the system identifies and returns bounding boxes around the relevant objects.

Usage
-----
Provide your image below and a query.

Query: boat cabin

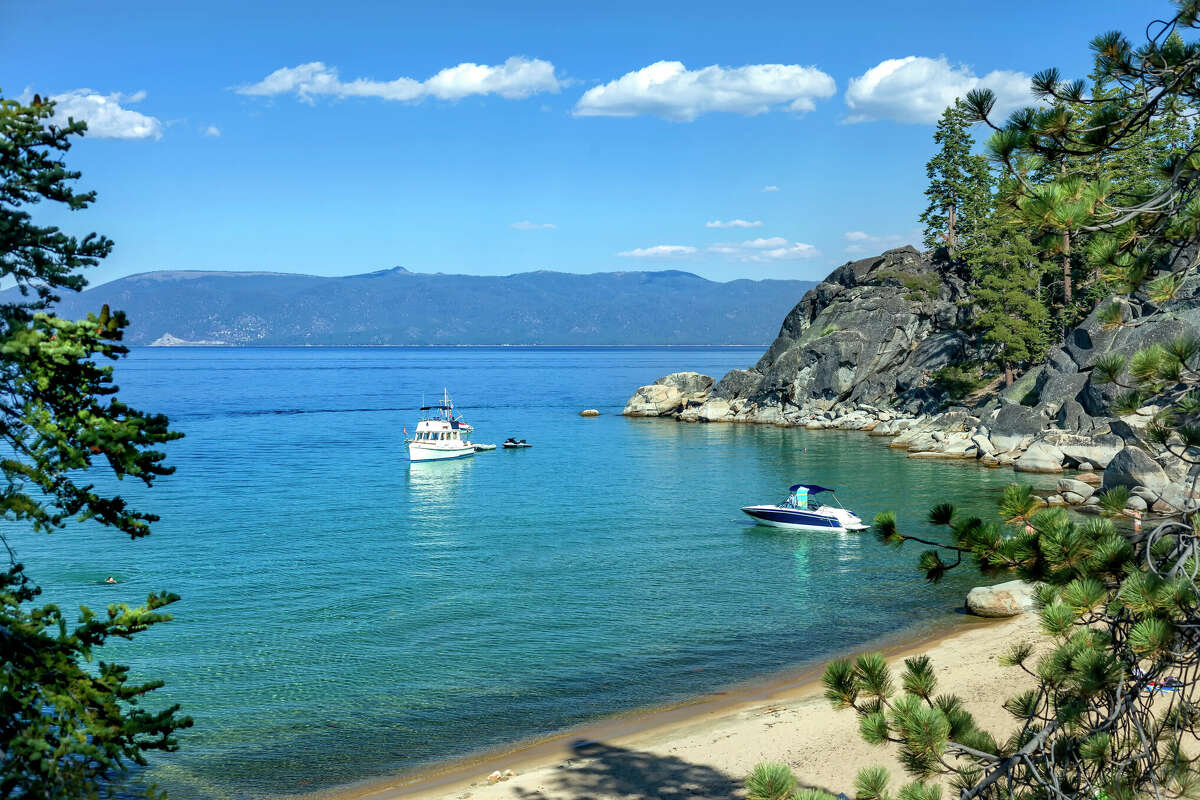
[412,419,469,442]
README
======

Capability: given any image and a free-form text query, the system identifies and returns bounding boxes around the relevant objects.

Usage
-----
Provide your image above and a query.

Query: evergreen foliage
[0,92,188,797]
[919,17,1198,392]
[960,202,1053,385]
[752,5,1200,799]
[920,101,993,255]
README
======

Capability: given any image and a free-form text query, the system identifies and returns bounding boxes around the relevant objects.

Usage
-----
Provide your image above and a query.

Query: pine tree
[747,7,1200,800]
[919,100,992,255]
[962,203,1052,386]
[0,92,189,798]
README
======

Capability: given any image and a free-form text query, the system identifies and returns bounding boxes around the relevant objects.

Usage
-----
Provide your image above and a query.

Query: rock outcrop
[623,247,1200,511]
[623,372,714,417]
[686,247,969,424]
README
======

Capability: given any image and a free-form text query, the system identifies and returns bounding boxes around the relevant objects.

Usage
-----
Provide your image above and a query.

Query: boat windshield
[783,489,826,511]
[785,488,809,509]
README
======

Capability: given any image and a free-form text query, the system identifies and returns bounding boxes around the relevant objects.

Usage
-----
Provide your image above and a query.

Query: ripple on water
[12,347,1059,798]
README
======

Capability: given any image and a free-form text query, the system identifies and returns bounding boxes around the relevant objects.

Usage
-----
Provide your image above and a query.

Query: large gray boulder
[966,580,1037,617]
[654,371,714,395]
[623,383,685,417]
[985,404,1048,452]
[1103,446,1169,491]
[1057,478,1096,500]
[1014,443,1064,473]
[1051,433,1124,469]
[623,372,713,417]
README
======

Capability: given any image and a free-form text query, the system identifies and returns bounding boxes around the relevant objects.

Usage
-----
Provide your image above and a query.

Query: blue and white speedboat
[741,484,868,532]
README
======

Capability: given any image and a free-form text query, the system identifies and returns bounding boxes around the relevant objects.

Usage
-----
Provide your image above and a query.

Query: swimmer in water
[104,576,117,584]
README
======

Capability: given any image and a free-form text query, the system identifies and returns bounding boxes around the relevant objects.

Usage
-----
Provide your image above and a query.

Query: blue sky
[1,0,1169,285]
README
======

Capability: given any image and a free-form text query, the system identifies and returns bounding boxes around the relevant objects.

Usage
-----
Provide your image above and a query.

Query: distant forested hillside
[18,267,817,345]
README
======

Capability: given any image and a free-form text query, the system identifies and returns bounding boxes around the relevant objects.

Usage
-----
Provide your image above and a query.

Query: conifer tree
[0,92,189,798]
[752,4,1200,799]
[962,203,1052,386]
[919,101,992,256]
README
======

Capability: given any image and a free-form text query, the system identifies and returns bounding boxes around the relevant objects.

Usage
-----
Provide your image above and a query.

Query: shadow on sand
[510,739,742,800]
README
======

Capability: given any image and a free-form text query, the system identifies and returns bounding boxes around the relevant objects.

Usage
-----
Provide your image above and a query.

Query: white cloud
[617,245,698,258]
[238,57,561,104]
[510,220,556,230]
[574,61,836,121]
[705,219,762,229]
[43,89,162,140]
[843,230,914,254]
[760,185,780,192]
[743,236,789,248]
[844,56,1032,124]
[710,237,819,262]
[204,125,221,137]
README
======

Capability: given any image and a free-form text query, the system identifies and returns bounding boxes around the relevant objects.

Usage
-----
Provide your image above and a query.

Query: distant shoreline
[138,343,771,348]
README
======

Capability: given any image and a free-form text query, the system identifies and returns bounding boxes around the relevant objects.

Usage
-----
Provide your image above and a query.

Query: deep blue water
[10,347,1055,799]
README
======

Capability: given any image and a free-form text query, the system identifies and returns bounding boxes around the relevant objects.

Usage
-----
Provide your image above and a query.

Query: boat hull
[408,443,476,462]
[741,505,864,532]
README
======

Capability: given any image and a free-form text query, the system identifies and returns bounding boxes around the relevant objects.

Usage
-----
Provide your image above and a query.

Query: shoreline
[292,611,1037,800]
[136,344,772,349]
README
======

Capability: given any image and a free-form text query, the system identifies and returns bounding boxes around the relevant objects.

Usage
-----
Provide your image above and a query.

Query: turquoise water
[10,347,1055,799]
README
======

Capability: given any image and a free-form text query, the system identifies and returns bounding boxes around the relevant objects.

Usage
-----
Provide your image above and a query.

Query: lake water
[10,347,1054,799]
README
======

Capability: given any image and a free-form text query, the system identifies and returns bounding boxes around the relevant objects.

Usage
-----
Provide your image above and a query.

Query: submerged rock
[966,580,1037,618]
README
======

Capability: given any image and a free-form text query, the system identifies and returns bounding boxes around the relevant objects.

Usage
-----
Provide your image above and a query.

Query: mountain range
[18,267,817,346]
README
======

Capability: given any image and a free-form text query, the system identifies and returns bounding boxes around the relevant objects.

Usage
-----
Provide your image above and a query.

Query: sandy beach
[309,613,1041,800]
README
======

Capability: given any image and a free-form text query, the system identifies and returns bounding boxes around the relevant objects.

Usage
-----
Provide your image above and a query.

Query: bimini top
[789,484,834,494]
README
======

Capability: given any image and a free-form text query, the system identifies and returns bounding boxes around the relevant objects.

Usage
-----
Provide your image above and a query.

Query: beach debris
[503,769,516,778]
[487,771,503,783]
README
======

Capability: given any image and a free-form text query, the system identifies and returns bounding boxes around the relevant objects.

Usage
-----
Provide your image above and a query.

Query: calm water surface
[12,347,1054,799]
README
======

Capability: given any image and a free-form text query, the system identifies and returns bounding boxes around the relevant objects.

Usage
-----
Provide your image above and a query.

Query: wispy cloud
[844,56,1031,124]
[705,219,762,229]
[574,61,835,121]
[760,185,780,192]
[617,245,698,258]
[710,237,819,262]
[204,125,221,137]
[238,57,562,104]
[843,230,915,254]
[510,220,556,230]
[37,89,162,140]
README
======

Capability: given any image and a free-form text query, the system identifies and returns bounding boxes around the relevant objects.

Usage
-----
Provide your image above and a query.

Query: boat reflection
[407,456,472,512]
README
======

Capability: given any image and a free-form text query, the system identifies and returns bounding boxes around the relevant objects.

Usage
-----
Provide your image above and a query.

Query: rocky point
[624,246,1200,516]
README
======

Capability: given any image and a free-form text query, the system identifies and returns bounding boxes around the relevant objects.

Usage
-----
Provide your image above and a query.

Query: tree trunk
[1005,361,1014,387]
[1062,230,1072,305]
[947,202,957,254]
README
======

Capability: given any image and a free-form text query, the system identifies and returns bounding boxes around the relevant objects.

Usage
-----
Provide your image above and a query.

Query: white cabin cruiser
[407,391,476,463]
[742,484,868,532]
